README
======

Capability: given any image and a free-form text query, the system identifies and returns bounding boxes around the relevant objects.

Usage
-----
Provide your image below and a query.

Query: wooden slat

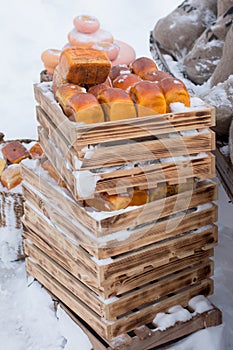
[36,105,215,170]
[214,145,233,203]
[21,159,217,238]
[25,255,214,341]
[22,174,217,246]
[23,199,217,298]
[21,162,99,235]
[23,239,214,320]
[34,84,215,148]
[38,126,215,199]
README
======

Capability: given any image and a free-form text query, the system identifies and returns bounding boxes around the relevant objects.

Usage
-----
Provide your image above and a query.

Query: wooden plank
[23,199,217,299]
[22,176,217,249]
[103,250,214,299]
[22,217,104,296]
[34,84,215,148]
[23,239,214,320]
[36,105,215,170]
[25,254,214,341]
[39,126,215,199]
[24,239,105,317]
[22,183,99,257]
[21,159,218,238]
[25,257,111,340]
[21,162,99,235]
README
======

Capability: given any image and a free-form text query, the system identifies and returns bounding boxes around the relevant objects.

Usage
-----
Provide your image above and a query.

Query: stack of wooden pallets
[21,81,221,348]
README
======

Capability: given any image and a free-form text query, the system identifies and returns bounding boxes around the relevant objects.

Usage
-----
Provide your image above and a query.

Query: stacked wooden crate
[22,81,219,345]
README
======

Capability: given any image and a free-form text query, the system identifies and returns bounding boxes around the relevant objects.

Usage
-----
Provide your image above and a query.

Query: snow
[1,0,233,349]
[73,169,100,198]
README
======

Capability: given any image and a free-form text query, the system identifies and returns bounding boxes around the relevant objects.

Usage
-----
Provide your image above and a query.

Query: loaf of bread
[143,70,171,82]
[1,165,22,190]
[88,78,111,98]
[128,189,148,206]
[130,81,166,117]
[59,48,111,85]
[2,141,30,164]
[65,92,105,124]
[158,77,190,112]
[130,57,158,78]
[113,73,142,92]
[85,192,132,212]
[0,158,6,176]
[55,83,85,113]
[109,64,131,81]
[29,142,44,159]
[98,87,137,121]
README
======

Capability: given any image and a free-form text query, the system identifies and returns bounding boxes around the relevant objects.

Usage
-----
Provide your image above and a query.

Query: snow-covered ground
[0,1,232,349]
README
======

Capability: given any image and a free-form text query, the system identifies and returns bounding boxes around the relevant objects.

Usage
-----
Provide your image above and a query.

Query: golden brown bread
[1,165,22,190]
[97,87,137,121]
[143,70,171,82]
[130,81,166,117]
[88,78,112,98]
[59,47,111,85]
[158,77,190,112]
[128,189,148,206]
[2,141,30,164]
[0,158,6,176]
[55,83,85,113]
[109,64,131,81]
[113,73,142,92]
[65,92,105,124]
[29,142,44,159]
[85,192,132,212]
[130,57,158,78]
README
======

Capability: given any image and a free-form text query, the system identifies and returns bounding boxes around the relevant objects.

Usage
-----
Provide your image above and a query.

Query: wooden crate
[34,83,216,200]
[22,160,217,340]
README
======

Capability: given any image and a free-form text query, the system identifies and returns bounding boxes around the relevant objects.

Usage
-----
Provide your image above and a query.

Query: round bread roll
[111,40,136,66]
[55,83,86,113]
[130,57,158,79]
[65,92,105,124]
[88,78,112,98]
[41,49,61,74]
[130,81,166,117]
[158,77,190,112]
[113,73,142,92]
[109,64,131,81]
[143,70,171,82]
[98,87,137,121]
[73,15,100,34]
[92,41,120,61]
[68,28,114,47]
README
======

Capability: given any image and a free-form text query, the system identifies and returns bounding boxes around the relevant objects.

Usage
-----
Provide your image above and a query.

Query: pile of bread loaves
[52,48,191,124]
[0,138,43,191]
[153,0,233,163]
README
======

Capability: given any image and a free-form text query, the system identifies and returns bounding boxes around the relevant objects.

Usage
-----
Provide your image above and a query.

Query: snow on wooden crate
[34,83,216,200]
[21,160,218,258]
